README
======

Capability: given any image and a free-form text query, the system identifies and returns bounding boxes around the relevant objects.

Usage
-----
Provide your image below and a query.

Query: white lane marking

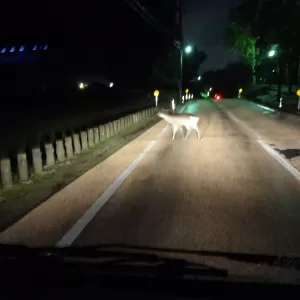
[256,104,276,112]
[226,111,261,139]
[57,105,187,247]
[56,125,168,247]
[218,104,300,183]
[257,140,300,181]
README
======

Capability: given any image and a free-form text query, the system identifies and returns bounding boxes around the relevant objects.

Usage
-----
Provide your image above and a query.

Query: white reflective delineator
[171,99,175,111]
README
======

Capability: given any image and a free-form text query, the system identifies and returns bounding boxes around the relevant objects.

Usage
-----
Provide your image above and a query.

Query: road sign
[239,88,243,93]
[185,89,189,93]
[296,89,300,97]
[154,90,159,97]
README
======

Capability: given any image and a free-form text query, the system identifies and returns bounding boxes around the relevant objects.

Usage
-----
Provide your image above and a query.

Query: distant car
[214,94,222,100]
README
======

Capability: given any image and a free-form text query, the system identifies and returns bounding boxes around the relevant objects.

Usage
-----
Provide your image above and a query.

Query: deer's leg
[183,126,191,140]
[179,126,185,138]
[191,124,200,140]
[172,125,178,140]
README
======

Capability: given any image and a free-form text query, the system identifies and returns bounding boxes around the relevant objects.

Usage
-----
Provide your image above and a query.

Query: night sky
[0,0,248,85]
[183,0,245,74]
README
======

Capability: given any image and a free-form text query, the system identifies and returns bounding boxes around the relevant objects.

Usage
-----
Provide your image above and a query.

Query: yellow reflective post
[154,90,159,106]
[238,88,243,98]
[185,89,189,100]
[297,90,300,110]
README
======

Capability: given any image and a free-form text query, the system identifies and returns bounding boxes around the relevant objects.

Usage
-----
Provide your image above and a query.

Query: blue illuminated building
[0,43,48,64]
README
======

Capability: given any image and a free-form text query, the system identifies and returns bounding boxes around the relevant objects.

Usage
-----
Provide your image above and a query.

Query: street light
[184,45,192,54]
[179,44,193,102]
[268,46,281,104]
[197,76,201,80]
[268,50,276,57]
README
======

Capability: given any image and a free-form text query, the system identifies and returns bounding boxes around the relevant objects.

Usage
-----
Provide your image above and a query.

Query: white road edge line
[256,104,276,112]
[257,140,300,181]
[218,103,300,183]
[56,125,168,247]
[56,105,187,247]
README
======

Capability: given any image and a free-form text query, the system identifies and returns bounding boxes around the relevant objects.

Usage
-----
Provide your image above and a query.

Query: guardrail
[0,107,157,189]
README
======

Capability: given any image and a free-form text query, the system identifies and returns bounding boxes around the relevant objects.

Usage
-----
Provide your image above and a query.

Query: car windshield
[1,0,300,286]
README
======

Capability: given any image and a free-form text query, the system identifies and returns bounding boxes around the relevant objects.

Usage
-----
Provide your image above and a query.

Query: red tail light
[214,94,222,100]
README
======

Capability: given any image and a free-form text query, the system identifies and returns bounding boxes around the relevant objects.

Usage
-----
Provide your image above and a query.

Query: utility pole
[277,56,282,105]
[297,56,300,85]
[176,0,183,103]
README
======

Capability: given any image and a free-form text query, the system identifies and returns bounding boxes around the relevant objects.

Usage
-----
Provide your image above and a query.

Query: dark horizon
[0,1,176,89]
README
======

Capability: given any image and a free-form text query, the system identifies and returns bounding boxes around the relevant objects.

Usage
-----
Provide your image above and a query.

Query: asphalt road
[72,99,300,256]
[1,99,300,260]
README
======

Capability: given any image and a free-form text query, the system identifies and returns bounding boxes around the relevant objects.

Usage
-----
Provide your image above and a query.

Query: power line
[125,0,181,50]
[124,0,187,87]
[132,0,172,37]
[125,0,164,36]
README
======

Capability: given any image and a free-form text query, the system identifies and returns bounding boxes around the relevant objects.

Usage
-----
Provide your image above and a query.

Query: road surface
[1,99,300,258]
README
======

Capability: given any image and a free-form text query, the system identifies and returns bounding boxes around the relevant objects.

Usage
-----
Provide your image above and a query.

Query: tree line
[227,0,300,93]
[151,46,207,88]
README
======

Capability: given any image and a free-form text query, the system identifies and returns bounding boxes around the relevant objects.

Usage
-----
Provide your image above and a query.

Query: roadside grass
[0,116,159,232]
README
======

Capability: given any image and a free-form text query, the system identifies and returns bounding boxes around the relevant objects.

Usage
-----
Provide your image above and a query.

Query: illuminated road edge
[56,104,188,247]
[217,102,300,183]
[56,125,168,247]
[256,104,276,112]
